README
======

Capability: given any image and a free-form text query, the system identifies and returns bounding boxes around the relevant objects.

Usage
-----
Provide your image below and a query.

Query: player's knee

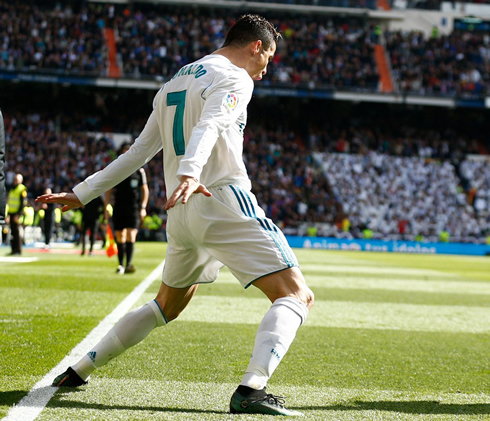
[299,284,314,311]
[162,309,181,322]
[153,296,182,323]
[281,284,314,311]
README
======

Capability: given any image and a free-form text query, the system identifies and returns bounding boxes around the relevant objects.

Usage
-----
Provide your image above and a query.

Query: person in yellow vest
[342,217,351,232]
[306,225,318,237]
[23,204,35,227]
[363,228,374,239]
[7,173,27,255]
[439,230,450,243]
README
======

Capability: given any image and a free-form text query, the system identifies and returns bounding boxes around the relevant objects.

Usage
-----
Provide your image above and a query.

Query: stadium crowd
[2,1,490,96]
[386,30,490,95]
[316,151,488,243]
[0,1,107,74]
[3,113,489,244]
[114,9,379,90]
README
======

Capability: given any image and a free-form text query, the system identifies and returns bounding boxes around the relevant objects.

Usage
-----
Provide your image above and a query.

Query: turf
[1,243,489,420]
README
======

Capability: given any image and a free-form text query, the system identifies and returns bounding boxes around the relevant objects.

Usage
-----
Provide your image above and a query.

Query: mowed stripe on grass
[37,379,490,421]
[157,294,490,333]
[2,246,490,420]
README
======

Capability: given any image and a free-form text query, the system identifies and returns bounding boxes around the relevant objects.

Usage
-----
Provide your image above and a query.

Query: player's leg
[52,240,215,387]
[229,267,313,416]
[193,186,313,415]
[53,281,198,387]
[115,228,126,274]
[10,217,21,254]
[124,228,138,273]
[88,219,97,254]
[240,267,313,387]
[44,216,53,249]
[80,222,87,255]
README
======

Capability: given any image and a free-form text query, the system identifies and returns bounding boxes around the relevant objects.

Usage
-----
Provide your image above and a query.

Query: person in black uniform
[40,187,55,250]
[105,143,149,274]
[81,195,105,256]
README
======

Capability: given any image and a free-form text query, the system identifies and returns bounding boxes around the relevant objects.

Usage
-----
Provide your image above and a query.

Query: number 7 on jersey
[167,90,187,156]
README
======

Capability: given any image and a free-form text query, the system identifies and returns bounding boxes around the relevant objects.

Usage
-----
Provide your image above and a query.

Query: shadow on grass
[49,396,226,415]
[0,391,29,406]
[294,401,490,415]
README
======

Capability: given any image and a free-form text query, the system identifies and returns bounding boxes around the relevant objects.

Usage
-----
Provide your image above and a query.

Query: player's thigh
[162,239,224,288]
[196,186,299,288]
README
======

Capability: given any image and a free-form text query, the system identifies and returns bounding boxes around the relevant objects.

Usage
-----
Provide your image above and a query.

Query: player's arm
[165,75,253,209]
[34,192,82,213]
[139,168,149,220]
[37,110,162,210]
[104,189,112,221]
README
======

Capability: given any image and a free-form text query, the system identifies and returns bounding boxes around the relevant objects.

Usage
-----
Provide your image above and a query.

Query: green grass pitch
[1,242,489,420]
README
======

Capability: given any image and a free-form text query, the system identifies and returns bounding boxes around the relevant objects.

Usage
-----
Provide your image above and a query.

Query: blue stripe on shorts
[229,185,294,268]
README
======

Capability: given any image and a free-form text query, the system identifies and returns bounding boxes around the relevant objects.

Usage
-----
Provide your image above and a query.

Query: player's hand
[35,192,82,212]
[164,176,212,210]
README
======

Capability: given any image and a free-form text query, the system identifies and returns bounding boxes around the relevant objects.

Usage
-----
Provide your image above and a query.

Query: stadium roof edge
[88,0,405,19]
[1,72,488,108]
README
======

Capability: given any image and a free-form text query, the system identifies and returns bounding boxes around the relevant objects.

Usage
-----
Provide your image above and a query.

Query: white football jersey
[74,54,254,204]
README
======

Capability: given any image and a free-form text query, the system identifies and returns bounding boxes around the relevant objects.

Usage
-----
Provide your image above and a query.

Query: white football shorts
[162,184,299,289]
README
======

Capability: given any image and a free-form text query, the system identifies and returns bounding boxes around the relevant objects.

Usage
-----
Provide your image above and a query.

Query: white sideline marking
[3,260,165,421]
[0,257,38,263]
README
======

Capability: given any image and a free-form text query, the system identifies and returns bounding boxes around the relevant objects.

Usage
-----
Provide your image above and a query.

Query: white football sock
[240,296,308,390]
[72,300,167,380]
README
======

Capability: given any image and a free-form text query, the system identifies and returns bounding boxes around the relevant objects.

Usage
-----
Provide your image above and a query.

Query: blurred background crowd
[3,108,489,244]
[1,1,490,94]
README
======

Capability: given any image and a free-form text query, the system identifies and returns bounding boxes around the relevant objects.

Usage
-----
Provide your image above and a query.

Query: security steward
[7,173,27,255]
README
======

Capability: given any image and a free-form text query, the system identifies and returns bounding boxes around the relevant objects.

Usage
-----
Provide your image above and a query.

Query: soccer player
[104,144,149,274]
[36,14,314,416]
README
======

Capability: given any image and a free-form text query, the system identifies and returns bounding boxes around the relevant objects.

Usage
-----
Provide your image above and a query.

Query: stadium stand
[2,1,490,98]
[315,151,487,243]
[385,30,490,95]
[3,111,489,243]
[0,1,108,75]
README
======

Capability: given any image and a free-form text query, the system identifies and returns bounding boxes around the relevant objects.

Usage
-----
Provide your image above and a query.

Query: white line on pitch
[3,260,165,421]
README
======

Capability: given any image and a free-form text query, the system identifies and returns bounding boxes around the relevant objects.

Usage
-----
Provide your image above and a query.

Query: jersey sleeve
[176,72,253,182]
[73,110,162,205]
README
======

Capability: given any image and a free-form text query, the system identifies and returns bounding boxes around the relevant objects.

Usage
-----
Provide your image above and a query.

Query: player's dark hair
[222,14,281,50]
